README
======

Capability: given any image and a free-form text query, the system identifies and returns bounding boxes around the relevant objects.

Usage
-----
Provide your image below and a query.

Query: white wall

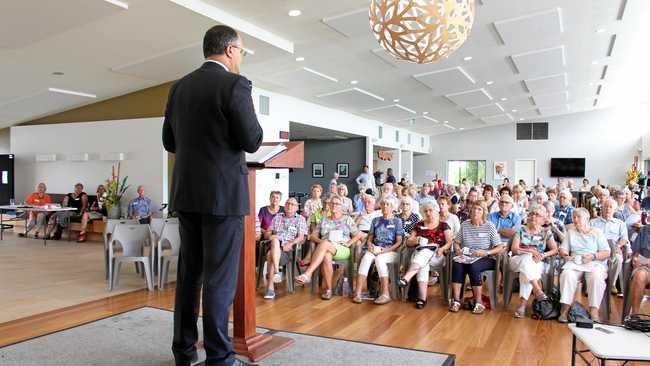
[413,103,650,187]
[11,118,166,213]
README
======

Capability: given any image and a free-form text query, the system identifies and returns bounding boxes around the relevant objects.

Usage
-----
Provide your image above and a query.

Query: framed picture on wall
[337,163,349,178]
[312,163,324,178]
[494,161,508,181]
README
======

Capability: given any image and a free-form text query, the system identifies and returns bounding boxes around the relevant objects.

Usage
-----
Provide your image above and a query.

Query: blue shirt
[554,204,575,225]
[370,216,404,248]
[128,196,152,218]
[487,211,522,243]
[632,225,650,258]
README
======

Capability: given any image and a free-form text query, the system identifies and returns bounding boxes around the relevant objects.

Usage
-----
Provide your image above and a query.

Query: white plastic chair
[157,222,180,289]
[103,219,138,280]
[109,224,154,291]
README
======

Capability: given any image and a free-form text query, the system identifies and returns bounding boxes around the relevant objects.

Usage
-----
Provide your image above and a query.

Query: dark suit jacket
[162,62,263,216]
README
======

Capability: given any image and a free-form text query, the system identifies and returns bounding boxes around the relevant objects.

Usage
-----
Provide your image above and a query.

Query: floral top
[317,215,359,243]
[413,221,450,248]
[303,198,322,221]
[270,212,308,244]
[516,227,553,253]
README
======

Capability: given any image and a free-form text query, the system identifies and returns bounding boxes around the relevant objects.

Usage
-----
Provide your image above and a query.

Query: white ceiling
[1,0,649,136]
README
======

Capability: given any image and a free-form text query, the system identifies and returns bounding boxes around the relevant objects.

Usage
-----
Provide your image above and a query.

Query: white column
[365,136,374,173]
[396,149,402,183]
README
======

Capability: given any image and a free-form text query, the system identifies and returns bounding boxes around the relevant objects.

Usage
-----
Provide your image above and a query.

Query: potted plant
[105,162,129,219]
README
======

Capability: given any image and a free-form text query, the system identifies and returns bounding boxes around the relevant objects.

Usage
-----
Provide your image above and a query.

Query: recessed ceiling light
[422,111,429,115]
[349,80,358,85]
[511,109,517,112]
[295,57,305,62]
[519,118,524,121]
[393,98,400,103]
[52,71,64,76]
[486,81,494,85]
[463,56,473,61]
[459,128,465,130]
[500,97,508,101]
[443,120,449,124]
[596,28,606,33]
[288,9,301,17]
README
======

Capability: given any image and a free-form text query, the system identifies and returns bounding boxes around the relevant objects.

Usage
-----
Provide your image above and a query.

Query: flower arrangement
[104,162,129,210]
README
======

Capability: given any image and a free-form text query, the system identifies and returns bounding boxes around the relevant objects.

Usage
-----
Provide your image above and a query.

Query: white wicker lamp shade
[369,0,475,64]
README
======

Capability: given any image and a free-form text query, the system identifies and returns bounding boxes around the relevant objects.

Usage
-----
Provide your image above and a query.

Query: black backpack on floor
[531,287,561,320]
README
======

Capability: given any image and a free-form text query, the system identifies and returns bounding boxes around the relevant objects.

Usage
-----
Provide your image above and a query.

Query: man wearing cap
[487,194,522,244]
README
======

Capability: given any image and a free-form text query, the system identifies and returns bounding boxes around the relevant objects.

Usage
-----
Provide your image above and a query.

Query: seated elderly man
[628,225,650,317]
[263,197,308,300]
[558,208,611,322]
[590,198,629,296]
[20,182,52,238]
[613,190,631,221]
[128,185,153,224]
[353,198,403,305]
[378,182,399,210]
[555,189,575,226]
[487,194,521,245]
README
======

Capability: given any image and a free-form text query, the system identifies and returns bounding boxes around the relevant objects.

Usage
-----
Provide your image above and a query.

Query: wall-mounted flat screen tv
[550,158,585,177]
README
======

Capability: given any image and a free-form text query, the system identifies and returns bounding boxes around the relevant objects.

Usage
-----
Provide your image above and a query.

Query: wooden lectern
[233,141,304,361]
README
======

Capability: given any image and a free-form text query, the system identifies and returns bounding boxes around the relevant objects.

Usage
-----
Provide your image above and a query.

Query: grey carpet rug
[0,307,454,366]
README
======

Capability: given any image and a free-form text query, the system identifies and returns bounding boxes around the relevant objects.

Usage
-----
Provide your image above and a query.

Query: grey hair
[542,201,556,214]
[420,201,440,216]
[573,207,590,220]
[203,25,239,58]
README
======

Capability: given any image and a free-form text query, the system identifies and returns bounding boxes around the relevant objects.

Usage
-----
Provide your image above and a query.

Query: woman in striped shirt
[450,202,505,314]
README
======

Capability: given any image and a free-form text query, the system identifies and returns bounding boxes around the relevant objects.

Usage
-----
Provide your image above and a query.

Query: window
[421,137,425,148]
[447,160,486,185]
[378,126,383,139]
[259,95,270,116]
[517,122,548,140]
[407,133,411,144]
[395,130,400,142]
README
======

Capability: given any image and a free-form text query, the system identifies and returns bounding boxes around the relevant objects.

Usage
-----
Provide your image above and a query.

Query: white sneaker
[273,272,282,284]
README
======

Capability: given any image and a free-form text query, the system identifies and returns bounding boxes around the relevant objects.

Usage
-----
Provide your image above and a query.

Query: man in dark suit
[163,25,263,366]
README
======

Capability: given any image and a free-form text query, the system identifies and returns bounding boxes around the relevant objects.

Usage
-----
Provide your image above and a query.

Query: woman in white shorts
[398,202,453,309]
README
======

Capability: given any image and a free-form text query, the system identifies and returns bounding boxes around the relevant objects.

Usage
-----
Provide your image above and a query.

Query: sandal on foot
[472,302,486,314]
[449,300,461,313]
[513,305,526,318]
[352,295,363,304]
[321,290,332,300]
[295,274,311,285]
[415,298,427,309]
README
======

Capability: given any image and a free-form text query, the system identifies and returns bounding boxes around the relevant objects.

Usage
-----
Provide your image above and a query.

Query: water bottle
[342,277,351,297]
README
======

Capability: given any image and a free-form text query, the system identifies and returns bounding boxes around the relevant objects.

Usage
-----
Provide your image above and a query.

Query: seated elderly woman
[482,185,498,214]
[558,208,611,322]
[354,195,381,235]
[398,202,453,309]
[405,185,420,214]
[337,184,354,215]
[512,185,529,216]
[352,198,403,305]
[263,197,308,300]
[628,225,650,317]
[438,196,460,235]
[532,191,548,208]
[77,185,108,242]
[542,201,566,243]
[417,183,432,203]
[19,182,52,238]
[509,205,558,318]
[457,188,479,222]
[449,202,504,314]
[590,198,628,296]
[378,182,399,210]
[295,195,362,299]
[555,189,575,225]
[258,191,284,239]
[398,196,422,235]
[46,183,88,240]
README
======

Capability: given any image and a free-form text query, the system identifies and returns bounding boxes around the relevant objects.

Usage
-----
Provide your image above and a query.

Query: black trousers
[172,211,243,366]
[451,257,495,287]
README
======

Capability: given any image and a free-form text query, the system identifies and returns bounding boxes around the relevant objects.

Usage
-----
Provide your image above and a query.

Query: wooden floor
[0,231,175,323]
[1,230,647,365]
[1,280,647,365]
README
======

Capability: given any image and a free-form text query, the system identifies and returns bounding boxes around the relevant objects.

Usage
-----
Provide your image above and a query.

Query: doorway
[515,159,536,187]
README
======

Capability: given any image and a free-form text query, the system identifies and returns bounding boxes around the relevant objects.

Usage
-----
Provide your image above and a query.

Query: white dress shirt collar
[205,59,229,72]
